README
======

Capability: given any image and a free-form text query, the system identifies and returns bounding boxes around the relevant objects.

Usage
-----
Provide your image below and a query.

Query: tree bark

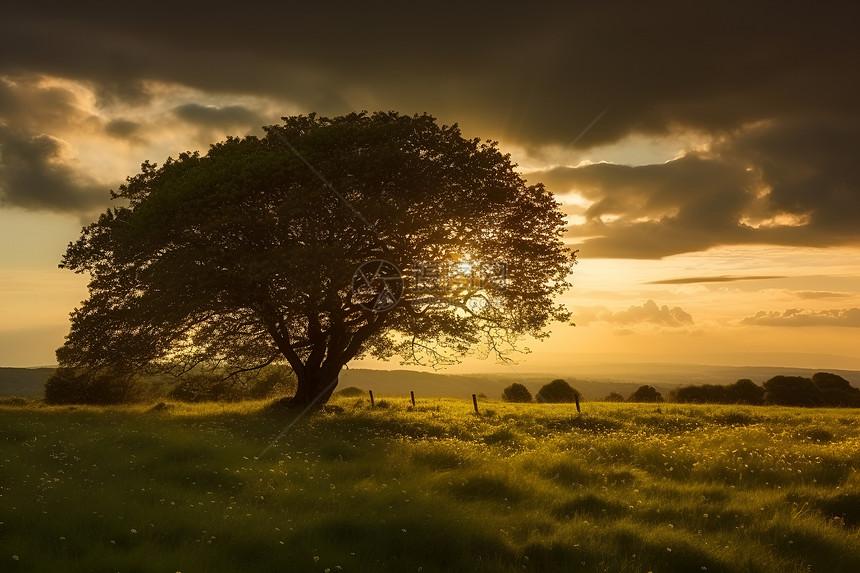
[290,368,341,408]
[260,304,385,410]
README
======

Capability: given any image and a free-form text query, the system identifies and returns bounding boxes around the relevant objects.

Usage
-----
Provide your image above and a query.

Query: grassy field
[2,396,860,572]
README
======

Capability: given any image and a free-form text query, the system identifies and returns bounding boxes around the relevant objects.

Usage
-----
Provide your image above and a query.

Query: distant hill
[0,367,54,398]
[338,369,650,401]
[3,363,859,401]
[341,364,860,401]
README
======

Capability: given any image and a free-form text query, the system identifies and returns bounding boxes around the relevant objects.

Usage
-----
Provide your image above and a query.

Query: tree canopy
[628,385,663,403]
[763,375,823,407]
[670,378,765,405]
[501,382,533,403]
[53,112,576,406]
[536,379,581,403]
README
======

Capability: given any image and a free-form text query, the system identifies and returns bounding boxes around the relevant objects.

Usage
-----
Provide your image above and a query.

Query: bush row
[500,372,860,408]
[44,365,296,405]
[671,373,860,407]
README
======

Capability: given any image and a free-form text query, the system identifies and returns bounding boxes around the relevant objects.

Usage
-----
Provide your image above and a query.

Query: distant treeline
[503,379,662,404]
[670,372,860,407]
[502,379,582,404]
[502,372,860,408]
[44,364,297,405]
[40,366,860,409]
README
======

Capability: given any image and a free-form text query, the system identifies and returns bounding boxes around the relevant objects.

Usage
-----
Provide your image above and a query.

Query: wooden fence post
[472,394,479,415]
[410,391,416,407]
[369,390,375,407]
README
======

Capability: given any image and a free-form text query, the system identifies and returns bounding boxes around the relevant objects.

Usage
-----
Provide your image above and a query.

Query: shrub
[537,379,581,403]
[628,385,663,403]
[604,392,625,402]
[245,365,297,399]
[763,375,822,407]
[726,378,764,404]
[501,383,533,403]
[166,364,296,402]
[812,372,852,390]
[336,386,366,398]
[812,372,860,407]
[670,379,765,405]
[168,374,241,402]
[44,367,139,404]
[820,387,860,407]
[671,384,727,404]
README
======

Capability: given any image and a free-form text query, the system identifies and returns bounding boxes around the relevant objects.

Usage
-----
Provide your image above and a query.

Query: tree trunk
[290,368,341,409]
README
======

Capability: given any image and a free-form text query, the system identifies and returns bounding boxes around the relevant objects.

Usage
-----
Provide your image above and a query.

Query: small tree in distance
[335,386,365,398]
[628,385,663,403]
[726,378,764,404]
[812,372,860,407]
[763,375,822,407]
[604,391,624,402]
[501,382,533,403]
[537,379,581,403]
[812,372,852,390]
[670,384,726,404]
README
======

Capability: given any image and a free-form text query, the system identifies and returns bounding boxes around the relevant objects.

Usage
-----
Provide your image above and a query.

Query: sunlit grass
[1,397,859,571]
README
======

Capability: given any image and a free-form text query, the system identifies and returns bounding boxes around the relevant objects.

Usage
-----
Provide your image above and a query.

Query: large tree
[54,112,576,407]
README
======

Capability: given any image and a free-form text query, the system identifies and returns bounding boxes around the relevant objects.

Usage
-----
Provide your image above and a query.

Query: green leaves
[57,111,576,403]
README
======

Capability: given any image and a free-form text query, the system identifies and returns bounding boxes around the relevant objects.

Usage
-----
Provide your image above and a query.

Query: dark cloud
[550,155,752,223]
[727,118,860,237]
[172,104,262,130]
[104,119,142,139]
[648,275,785,285]
[0,127,106,212]
[551,153,757,258]
[1,2,858,145]
[552,116,860,257]
[0,77,109,211]
[574,299,693,327]
[0,1,858,227]
[0,76,98,134]
[742,308,860,327]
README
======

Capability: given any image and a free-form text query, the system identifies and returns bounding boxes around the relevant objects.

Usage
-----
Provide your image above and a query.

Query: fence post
[575,394,581,413]
[472,394,479,415]
[410,391,416,407]
[369,390,375,407]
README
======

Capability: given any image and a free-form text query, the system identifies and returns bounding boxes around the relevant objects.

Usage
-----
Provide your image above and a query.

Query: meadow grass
[1,397,860,572]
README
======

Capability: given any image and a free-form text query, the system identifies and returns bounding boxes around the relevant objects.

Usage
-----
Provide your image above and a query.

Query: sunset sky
[1,2,859,371]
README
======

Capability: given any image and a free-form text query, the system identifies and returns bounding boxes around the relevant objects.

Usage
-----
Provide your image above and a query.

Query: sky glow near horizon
[1,3,859,371]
